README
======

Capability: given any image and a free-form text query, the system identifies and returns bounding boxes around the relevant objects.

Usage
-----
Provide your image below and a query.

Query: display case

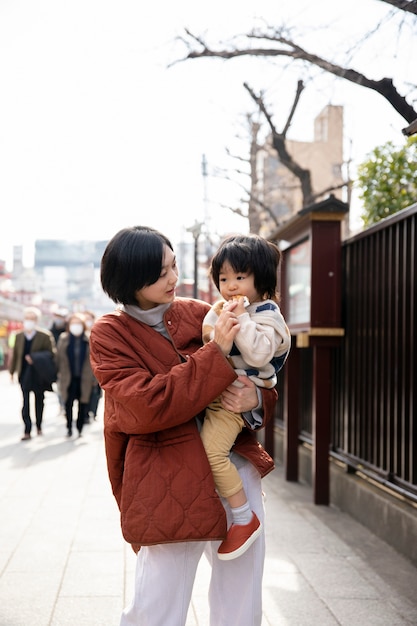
[273,195,349,504]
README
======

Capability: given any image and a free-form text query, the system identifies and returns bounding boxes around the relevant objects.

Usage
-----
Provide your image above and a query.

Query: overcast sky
[0,0,414,268]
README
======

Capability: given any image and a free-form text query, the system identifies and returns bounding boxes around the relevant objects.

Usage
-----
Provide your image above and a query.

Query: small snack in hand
[229,295,250,307]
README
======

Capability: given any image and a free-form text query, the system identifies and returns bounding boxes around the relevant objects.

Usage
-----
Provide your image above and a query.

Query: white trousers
[120,458,266,626]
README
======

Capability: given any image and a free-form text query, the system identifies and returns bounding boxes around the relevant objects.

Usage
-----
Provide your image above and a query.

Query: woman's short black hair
[210,234,281,300]
[101,226,173,305]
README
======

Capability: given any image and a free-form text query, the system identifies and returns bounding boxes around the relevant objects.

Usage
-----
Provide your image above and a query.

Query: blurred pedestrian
[56,313,96,437]
[9,306,57,441]
[49,308,67,344]
[49,308,68,413]
[83,310,102,422]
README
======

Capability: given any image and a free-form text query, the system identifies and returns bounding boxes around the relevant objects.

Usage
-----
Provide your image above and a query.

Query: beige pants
[200,396,244,498]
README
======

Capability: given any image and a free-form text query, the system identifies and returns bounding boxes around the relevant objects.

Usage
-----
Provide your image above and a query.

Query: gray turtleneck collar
[123,303,172,340]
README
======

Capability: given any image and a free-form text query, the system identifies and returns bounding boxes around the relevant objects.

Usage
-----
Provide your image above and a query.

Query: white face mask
[69,323,84,337]
[23,320,36,332]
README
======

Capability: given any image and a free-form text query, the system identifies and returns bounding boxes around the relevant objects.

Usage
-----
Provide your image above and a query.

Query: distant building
[34,240,113,315]
[3,235,215,325]
[256,105,345,236]
[0,246,42,311]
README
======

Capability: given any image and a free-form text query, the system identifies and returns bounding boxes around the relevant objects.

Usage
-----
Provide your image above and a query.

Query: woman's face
[134,245,178,310]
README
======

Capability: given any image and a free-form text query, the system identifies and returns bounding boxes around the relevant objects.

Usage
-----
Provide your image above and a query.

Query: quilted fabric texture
[120,426,227,544]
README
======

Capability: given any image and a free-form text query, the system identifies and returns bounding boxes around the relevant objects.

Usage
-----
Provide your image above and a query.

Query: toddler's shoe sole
[218,512,262,560]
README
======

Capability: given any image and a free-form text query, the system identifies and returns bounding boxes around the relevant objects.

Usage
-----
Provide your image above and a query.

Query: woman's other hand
[220,376,258,413]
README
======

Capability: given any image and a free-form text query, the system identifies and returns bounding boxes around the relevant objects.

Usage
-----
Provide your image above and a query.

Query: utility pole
[186,221,203,299]
[201,154,214,302]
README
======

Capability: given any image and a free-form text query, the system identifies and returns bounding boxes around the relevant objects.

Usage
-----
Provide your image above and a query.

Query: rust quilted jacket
[90,298,276,550]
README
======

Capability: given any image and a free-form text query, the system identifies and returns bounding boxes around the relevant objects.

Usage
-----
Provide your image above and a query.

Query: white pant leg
[206,458,266,626]
[121,540,206,626]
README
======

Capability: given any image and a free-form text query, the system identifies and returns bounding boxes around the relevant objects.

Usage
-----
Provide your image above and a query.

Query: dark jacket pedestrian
[49,311,67,345]
[9,307,56,441]
[56,314,96,438]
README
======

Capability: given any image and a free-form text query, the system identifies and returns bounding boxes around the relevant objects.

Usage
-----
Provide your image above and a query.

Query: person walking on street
[49,308,68,344]
[9,306,57,441]
[49,308,68,413]
[82,310,102,422]
[89,226,277,626]
[56,313,96,438]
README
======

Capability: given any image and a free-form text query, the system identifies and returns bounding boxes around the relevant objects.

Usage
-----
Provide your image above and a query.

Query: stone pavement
[0,369,417,626]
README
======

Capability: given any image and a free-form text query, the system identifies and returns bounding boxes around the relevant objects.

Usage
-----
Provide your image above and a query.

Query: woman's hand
[220,376,259,413]
[213,304,240,356]
[223,295,248,317]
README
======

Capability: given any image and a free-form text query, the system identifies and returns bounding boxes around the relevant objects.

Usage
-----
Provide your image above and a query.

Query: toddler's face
[218,262,259,306]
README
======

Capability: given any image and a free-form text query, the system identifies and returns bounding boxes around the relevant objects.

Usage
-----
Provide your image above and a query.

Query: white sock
[231,501,252,526]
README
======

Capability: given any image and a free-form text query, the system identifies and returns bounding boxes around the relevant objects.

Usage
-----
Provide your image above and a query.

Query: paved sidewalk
[0,369,417,625]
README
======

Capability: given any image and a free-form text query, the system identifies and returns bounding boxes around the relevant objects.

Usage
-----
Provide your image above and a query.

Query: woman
[89,226,277,626]
[56,313,96,437]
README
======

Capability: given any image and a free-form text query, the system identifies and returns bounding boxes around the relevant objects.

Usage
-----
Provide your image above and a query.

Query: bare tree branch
[178,29,417,123]
[243,82,314,206]
[225,148,254,165]
[282,79,304,136]
[220,203,248,219]
[311,181,351,202]
[220,191,281,227]
[247,193,280,226]
[379,0,417,15]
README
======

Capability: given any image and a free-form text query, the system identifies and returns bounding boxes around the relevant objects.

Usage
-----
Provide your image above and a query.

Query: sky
[0,0,415,269]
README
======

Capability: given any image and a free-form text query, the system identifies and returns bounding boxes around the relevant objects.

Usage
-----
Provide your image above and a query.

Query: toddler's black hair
[210,234,281,300]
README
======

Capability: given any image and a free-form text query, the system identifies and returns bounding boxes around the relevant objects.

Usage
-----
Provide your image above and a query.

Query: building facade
[256,105,345,236]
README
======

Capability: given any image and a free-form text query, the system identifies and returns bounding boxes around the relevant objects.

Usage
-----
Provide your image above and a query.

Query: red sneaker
[217,512,262,560]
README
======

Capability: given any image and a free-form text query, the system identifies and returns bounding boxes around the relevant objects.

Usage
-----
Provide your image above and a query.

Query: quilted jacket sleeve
[90,311,237,436]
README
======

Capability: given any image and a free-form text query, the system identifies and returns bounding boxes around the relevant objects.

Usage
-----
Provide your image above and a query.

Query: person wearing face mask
[49,309,68,414]
[9,306,57,441]
[82,310,102,423]
[49,308,68,344]
[56,313,96,437]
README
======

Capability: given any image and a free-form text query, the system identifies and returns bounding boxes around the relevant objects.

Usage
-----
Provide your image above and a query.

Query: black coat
[21,351,57,392]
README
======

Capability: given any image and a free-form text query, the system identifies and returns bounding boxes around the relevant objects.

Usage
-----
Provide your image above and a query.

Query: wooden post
[312,342,332,504]
[284,338,299,481]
